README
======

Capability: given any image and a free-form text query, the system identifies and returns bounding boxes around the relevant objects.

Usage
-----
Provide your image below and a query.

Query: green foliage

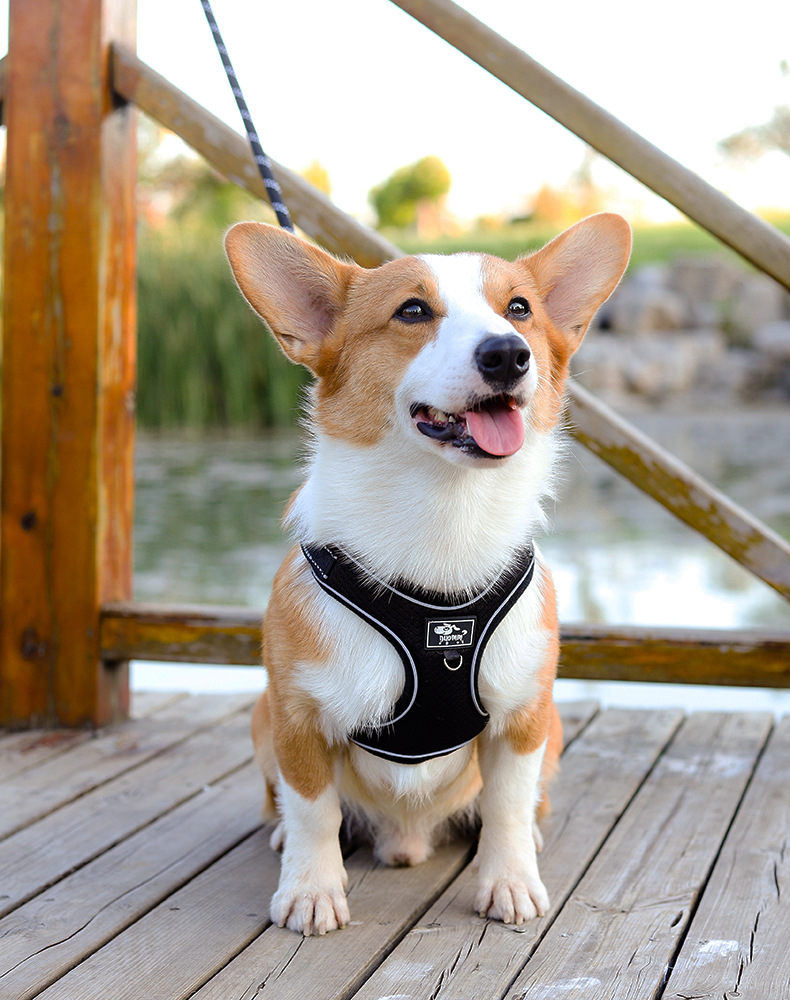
[136,174,308,431]
[370,156,451,229]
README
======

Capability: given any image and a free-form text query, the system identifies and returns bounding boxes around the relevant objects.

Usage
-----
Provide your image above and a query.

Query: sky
[2,0,789,224]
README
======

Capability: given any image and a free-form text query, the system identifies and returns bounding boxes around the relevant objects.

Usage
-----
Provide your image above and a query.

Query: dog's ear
[225,223,358,372]
[524,213,631,349]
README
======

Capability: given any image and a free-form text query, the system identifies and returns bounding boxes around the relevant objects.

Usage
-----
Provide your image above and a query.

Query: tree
[530,150,605,228]
[719,106,790,161]
[370,156,451,231]
[719,60,790,161]
[301,160,332,196]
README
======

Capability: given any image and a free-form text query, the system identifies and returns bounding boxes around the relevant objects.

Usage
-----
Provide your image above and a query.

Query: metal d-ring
[443,653,463,671]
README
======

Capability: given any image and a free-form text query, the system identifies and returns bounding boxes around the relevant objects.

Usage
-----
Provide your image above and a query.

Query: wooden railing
[2,0,789,727]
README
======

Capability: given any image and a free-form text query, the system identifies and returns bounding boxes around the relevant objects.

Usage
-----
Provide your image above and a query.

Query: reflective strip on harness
[301,543,535,764]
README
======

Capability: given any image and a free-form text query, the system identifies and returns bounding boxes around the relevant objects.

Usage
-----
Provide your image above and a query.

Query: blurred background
[2,0,789,703]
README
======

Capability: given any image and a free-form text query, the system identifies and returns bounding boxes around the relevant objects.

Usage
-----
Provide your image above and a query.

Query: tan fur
[313,259,442,446]
[256,547,336,801]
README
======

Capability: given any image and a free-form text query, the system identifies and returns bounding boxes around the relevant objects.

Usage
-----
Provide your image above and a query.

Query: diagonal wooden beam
[568,384,790,601]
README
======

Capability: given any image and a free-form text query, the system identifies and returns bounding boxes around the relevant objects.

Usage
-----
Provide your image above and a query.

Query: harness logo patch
[425,618,476,650]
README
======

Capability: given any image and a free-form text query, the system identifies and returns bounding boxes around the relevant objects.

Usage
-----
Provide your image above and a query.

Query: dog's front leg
[270,778,349,936]
[474,734,549,923]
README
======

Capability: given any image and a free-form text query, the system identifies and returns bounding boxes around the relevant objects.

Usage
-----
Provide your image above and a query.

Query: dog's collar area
[301,541,536,764]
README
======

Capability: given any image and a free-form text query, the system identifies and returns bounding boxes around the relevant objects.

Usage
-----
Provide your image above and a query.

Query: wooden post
[0,0,137,727]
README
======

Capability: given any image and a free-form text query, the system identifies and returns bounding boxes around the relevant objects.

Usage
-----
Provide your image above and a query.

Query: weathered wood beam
[0,55,6,123]
[388,0,790,291]
[110,45,402,269]
[0,0,137,727]
[101,602,262,666]
[100,602,790,689]
[558,622,790,688]
[568,383,790,603]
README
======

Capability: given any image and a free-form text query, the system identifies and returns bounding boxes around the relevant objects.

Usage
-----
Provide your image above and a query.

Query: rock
[729,274,790,342]
[578,255,790,408]
[668,255,741,327]
[605,267,687,334]
[573,329,728,404]
[752,320,790,362]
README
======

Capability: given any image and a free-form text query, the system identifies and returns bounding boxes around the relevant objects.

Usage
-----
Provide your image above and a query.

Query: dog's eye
[395,299,433,323]
[507,297,531,319]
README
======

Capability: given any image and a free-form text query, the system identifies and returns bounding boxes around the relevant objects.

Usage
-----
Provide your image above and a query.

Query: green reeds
[137,221,307,430]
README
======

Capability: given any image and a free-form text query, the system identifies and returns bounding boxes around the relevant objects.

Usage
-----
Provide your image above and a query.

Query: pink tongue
[463,404,525,457]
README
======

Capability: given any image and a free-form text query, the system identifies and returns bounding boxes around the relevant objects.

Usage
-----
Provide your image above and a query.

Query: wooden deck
[2,692,788,1000]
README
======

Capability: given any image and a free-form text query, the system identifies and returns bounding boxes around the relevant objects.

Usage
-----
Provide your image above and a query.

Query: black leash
[200,0,295,232]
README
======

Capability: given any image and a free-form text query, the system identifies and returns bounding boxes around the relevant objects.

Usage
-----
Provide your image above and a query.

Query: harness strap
[302,543,535,763]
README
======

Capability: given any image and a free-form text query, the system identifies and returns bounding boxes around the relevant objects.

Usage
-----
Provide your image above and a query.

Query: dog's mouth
[410,394,525,458]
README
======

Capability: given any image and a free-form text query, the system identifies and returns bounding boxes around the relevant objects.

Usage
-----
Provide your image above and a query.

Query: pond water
[131,408,790,712]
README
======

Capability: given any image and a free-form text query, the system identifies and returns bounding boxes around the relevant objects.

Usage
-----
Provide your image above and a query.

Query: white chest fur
[287,425,558,594]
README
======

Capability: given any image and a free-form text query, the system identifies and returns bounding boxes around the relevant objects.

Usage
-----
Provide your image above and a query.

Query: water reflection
[134,410,790,630]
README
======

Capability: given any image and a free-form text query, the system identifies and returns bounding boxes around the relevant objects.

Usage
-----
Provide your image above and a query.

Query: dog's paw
[474,872,549,924]
[271,884,350,936]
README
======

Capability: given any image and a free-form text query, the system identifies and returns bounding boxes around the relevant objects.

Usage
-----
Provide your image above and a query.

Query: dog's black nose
[475,334,531,386]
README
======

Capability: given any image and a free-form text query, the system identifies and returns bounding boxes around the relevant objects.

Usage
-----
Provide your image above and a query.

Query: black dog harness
[301,542,535,764]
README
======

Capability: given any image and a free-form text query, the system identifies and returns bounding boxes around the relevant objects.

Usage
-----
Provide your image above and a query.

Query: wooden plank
[388,0,790,290]
[568,383,790,603]
[351,707,683,1000]
[99,601,790,688]
[190,843,473,1000]
[129,689,190,717]
[0,0,137,727]
[0,691,187,783]
[504,711,773,999]
[19,702,591,1000]
[662,715,790,1000]
[107,49,790,605]
[33,827,277,1000]
[0,762,263,1000]
[0,692,251,840]
[110,44,403,270]
[553,699,599,744]
[0,695,254,918]
[0,729,94,781]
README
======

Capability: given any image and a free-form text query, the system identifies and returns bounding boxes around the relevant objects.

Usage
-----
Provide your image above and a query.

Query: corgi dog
[225,213,631,936]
